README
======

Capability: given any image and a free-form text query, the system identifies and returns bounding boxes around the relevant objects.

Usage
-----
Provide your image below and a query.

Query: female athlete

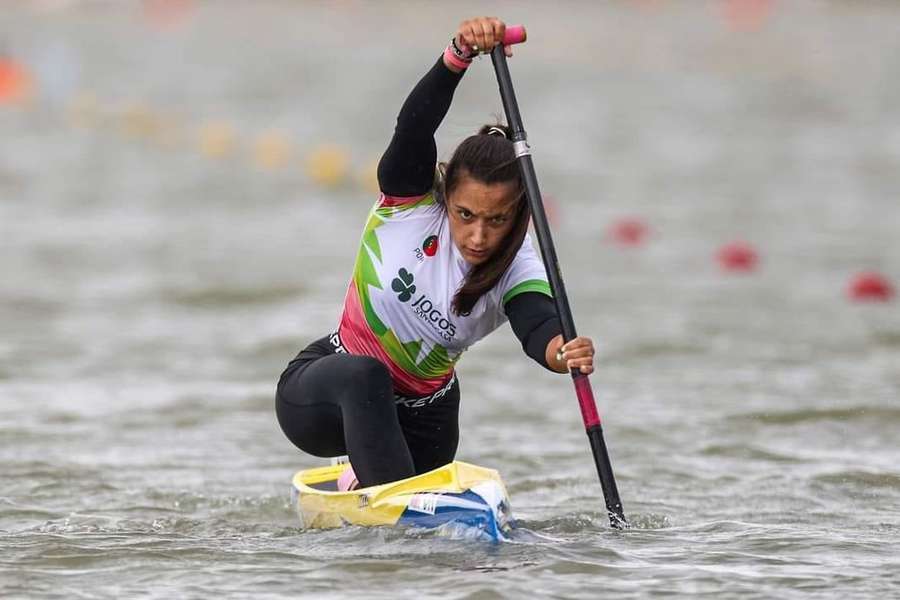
[276,16,595,489]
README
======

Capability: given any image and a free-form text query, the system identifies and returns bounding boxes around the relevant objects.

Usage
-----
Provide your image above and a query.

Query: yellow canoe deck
[291,461,510,533]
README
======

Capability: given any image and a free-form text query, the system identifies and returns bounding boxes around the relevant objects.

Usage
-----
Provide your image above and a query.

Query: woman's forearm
[376,56,465,197]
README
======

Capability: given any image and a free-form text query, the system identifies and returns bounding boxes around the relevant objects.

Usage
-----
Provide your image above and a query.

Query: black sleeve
[505,292,562,371]
[377,56,465,197]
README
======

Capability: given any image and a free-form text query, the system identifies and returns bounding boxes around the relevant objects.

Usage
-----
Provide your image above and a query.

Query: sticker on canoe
[408,493,437,515]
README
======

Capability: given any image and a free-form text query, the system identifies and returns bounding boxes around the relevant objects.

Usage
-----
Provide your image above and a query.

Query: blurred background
[2,1,899,598]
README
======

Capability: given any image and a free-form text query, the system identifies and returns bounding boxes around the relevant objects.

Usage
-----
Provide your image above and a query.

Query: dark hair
[436,124,530,316]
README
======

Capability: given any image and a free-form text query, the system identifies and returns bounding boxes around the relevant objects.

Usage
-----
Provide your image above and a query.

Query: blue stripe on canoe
[396,490,503,541]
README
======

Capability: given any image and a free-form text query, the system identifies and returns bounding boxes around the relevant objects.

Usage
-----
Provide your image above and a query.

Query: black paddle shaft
[490,45,628,529]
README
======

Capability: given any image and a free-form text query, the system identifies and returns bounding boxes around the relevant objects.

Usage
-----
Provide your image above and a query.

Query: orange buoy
[0,58,33,105]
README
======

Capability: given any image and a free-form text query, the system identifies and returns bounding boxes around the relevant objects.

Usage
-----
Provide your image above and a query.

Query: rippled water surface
[2,2,899,598]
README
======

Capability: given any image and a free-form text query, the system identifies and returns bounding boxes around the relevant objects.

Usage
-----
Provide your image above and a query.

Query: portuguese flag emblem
[422,235,439,257]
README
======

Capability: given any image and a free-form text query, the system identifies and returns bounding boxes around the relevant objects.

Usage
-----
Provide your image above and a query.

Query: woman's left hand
[554,336,595,375]
[455,17,514,58]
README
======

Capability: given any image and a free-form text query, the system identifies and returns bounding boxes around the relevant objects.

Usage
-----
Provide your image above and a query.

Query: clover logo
[391,268,416,302]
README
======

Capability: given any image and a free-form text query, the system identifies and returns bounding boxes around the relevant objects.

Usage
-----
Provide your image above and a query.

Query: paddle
[490,26,628,529]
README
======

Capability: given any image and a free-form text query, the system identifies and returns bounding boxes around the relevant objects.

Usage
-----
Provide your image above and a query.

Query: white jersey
[337,192,551,396]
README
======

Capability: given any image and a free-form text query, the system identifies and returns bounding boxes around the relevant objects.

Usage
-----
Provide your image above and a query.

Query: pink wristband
[444,45,472,70]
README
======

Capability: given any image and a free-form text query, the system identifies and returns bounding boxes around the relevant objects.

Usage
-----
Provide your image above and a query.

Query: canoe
[290,460,513,541]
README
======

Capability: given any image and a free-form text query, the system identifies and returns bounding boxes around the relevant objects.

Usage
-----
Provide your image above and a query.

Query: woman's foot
[337,465,359,492]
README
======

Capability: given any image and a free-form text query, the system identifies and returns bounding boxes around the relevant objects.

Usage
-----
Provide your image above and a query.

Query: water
[2,2,899,598]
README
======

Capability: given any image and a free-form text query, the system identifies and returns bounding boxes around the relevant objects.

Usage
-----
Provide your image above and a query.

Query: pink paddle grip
[574,374,601,428]
[503,25,527,46]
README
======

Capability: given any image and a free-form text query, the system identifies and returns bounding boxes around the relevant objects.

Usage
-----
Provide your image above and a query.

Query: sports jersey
[338,192,551,397]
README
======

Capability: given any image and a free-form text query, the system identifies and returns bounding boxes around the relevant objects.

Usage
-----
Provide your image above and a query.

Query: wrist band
[450,36,476,60]
[444,44,472,70]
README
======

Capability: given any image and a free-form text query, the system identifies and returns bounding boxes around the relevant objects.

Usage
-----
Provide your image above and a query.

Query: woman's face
[447,174,520,266]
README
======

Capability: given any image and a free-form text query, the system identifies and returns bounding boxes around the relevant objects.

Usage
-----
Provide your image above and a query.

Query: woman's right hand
[455,17,514,57]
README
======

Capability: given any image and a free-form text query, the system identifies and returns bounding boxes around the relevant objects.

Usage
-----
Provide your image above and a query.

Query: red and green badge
[422,235,438,257]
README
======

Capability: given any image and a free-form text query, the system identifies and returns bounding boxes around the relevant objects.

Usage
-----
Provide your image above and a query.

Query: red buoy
[609,217,648,247]
[541,194,561,228]
[848,272,894,302]
[717,241,758,273]
[722,0,775,32]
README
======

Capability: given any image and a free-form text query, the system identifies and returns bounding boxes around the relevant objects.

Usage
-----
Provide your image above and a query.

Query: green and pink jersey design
[338,193,552,397]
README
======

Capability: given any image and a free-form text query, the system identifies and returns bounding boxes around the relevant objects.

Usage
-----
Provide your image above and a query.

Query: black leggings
[275,335,460,487]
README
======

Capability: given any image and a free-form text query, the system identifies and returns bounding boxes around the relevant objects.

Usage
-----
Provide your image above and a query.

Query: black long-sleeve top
[377,56,562,371]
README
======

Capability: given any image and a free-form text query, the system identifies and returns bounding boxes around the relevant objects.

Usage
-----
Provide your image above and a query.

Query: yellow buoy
[357,158,380,195]
[252,130,294,170]
[151,113,184,148]
[197,120,237,159]
[119,103,160,139]
[305,144,350,188]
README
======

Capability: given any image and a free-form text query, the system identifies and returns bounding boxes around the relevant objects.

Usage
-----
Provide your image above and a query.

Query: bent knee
[340,356,393,402]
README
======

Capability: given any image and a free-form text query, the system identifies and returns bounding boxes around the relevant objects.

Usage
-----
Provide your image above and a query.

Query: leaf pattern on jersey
[353,211,387,336]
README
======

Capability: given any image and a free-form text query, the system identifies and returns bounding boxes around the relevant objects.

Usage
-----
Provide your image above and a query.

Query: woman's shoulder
[495,234,551,303]
[373,190,444,221]
[509,232,542,264]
